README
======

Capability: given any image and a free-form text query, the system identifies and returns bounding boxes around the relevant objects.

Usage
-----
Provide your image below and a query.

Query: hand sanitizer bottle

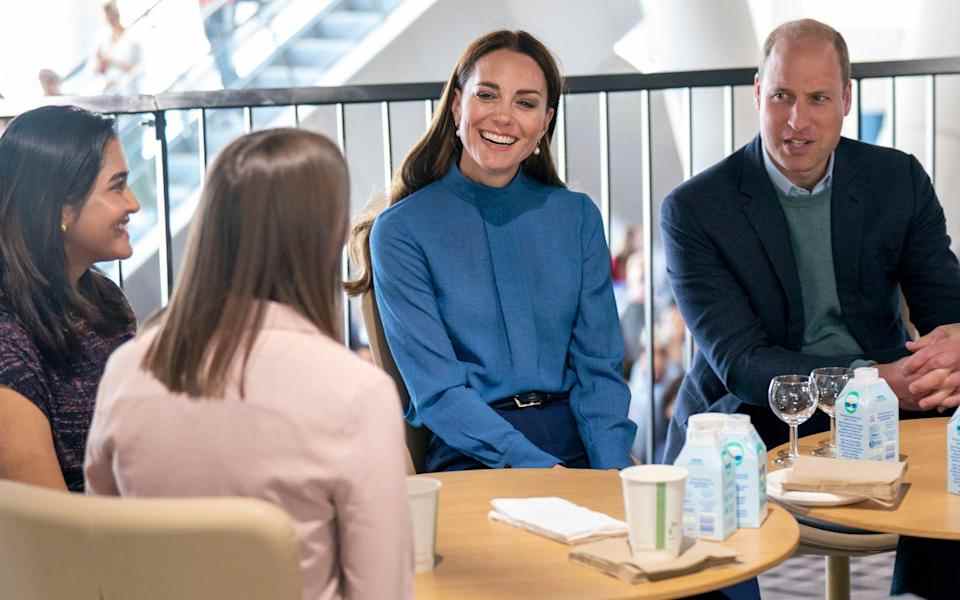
[836,367,900,462]
[948,411,960,495]
[673,428,737,540]
[721,414,768,528]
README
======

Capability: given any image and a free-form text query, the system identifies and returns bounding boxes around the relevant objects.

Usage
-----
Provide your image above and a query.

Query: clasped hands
[879,324,960,412]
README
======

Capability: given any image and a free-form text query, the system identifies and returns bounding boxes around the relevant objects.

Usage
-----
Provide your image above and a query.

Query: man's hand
[906,324,960,352]
[876,358,924,410]
[902,337,960,411]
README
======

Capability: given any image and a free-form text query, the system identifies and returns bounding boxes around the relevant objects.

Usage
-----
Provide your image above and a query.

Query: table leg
[825,555,850,600]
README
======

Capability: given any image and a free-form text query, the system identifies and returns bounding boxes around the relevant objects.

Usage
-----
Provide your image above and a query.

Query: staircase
[101,0,403,316]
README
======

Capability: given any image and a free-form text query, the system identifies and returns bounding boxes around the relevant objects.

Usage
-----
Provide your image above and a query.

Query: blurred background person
[0,105,139,492]
[37,69,63,96]
[619,251,646,377]
[200,0,239,88]
[92,1,142,94]
[86,128,413,600]
[628,303,686,464]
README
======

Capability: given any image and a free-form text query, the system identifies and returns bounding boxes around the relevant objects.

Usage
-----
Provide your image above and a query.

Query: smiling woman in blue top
[348,30,635,471]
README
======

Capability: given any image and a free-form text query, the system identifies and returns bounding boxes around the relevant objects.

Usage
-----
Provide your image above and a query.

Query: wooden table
[414,468,799,599]
[769,417,960,539]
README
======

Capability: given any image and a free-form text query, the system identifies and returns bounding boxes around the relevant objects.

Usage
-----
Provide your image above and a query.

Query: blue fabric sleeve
[370,214,560,468]
[566,199,636,469]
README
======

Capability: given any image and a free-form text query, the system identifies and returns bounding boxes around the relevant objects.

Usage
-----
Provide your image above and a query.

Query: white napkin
[488,497,628,544]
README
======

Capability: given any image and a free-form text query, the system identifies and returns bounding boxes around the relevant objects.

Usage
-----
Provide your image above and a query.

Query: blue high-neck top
[370,164,635,469]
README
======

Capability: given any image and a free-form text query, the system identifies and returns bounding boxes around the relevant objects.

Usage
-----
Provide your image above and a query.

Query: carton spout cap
[854,366,880,382]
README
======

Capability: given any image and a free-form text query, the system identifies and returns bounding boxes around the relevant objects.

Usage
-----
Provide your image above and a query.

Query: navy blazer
[661,135,960,458]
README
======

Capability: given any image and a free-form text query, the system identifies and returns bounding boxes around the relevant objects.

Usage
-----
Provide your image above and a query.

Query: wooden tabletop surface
[414,468,799,599]
[768,417,960,540]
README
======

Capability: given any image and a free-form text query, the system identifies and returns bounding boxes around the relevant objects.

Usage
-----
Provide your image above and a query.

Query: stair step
[310,9,383,39]
[284,37,354,67]
[252,65,328,89]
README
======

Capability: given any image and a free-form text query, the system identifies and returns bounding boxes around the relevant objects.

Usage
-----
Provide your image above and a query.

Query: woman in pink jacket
[85,128,413,600]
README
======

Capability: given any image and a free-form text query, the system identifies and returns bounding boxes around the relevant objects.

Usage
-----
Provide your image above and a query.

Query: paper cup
[407,476,442,572]
[620,465,687,559]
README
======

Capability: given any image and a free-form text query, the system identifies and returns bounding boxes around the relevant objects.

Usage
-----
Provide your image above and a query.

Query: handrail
[6,56,960,118]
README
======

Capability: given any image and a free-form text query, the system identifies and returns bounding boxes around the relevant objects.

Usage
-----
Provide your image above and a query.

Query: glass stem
[789,424,799,459]
[830,415,837,448]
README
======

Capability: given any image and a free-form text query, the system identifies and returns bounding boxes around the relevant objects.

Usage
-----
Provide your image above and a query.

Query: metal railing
[3,56,959,462]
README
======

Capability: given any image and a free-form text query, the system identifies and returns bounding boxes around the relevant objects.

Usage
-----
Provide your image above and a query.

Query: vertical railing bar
[153,111,174,306]
[556,94,568,182]
[117,260,124,290]
[198,108,209,170]
[423,98,433,129]
[890,77,897,149]
[243,106,253,132]
[640,89,656,464]
[381,101,393,192]
[683,87,693,180]
[674,87,692,373]
[723,85,735,155]
[598,91,611,242]
[927,75,937,185]
[336,103,350,347]
[855,78,863,141]
[293,104,302,127]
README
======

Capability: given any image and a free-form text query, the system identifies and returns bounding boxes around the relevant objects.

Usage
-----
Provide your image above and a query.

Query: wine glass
[768,374,818,467]
[810,367,853,457]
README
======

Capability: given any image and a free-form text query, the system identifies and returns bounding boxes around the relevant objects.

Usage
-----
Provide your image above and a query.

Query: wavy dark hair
[345,30,565,296]
[0,105,133,369]
[142,128,350,398]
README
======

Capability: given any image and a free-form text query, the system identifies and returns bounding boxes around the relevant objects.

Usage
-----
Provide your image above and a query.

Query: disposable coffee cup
[407,476,442,572]
[620,465,688,559]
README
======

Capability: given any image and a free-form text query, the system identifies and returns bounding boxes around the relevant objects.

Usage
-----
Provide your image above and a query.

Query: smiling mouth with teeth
[480,131,517,146]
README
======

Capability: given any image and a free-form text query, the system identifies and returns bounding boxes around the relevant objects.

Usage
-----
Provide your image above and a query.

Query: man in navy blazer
[661,18,960,600]
[662,21,960,462]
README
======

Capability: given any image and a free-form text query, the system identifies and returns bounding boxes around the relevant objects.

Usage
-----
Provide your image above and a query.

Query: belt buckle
[513,394,542,408]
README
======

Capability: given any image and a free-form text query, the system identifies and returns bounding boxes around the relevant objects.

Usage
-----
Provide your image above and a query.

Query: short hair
[759,19,851,86]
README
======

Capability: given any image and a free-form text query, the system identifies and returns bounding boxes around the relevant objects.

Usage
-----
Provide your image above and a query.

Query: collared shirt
[762,147,835,196]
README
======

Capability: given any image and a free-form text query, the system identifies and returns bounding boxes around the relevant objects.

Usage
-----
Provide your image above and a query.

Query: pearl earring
[61,222,68,233]
[534,141,541,156]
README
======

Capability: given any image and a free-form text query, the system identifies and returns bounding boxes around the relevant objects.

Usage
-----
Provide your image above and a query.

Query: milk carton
[948,411,960,495]
[721,415,768,528]
[836,367,899,462]
[673,428,737,540]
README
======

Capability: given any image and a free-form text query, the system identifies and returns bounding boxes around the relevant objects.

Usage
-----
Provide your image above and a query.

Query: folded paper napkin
[488,497,628,544]
[569,537,739,583]
[782,455,907,503]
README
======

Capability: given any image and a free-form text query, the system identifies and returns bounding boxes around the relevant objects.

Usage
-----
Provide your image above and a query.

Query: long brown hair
[345,30,566,296]
[142,128,349,398]
[0,105,133,370]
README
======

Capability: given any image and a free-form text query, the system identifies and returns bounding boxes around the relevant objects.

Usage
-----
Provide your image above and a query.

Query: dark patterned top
[0,288,135,492]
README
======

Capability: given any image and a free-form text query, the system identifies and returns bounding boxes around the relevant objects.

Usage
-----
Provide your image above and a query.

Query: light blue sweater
[370,164,635,469]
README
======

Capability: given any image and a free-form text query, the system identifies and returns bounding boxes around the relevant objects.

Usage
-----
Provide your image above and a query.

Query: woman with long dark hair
[0,105,139,491]
[85,128,412,600]
[348,30,635,471]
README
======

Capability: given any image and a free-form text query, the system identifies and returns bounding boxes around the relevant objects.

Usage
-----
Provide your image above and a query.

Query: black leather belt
[489,391,570,410]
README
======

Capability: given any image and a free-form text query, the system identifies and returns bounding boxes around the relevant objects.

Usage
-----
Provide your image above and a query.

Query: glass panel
[111,113,162,323]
